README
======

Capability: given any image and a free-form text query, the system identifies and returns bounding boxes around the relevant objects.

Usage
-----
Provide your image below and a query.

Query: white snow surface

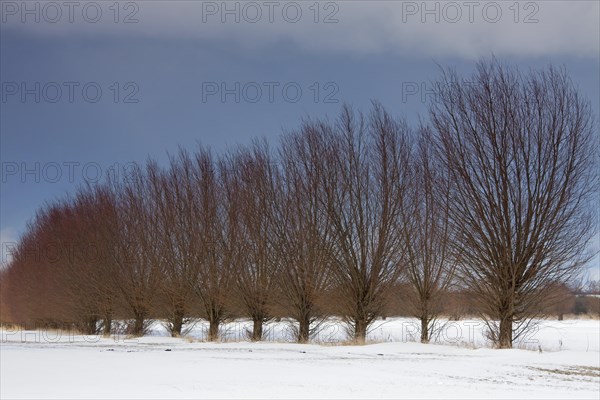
[1,318,599,399]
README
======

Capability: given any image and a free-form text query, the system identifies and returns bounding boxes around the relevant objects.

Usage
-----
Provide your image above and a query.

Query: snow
[1,318,599,399]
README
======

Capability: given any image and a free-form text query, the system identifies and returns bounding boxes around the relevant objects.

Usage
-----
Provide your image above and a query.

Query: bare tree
[151,153,201,337]
[400,128,455,343]
[107,163,163,336]
[0,194,115,334]
[321,104,411,343]
[34,200,100,333]
[274,122,335,343]
[81,185,121,336]
[191,148,234,341]
[431,60,599,348]
[2,204,69,328]
[229,142,279,341]
[61,185,119,335]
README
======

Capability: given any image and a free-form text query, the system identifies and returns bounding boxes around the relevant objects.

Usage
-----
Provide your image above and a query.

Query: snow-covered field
[1,318,599,399]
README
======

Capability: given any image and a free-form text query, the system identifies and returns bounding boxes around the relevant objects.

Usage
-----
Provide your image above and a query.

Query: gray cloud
[2,1,598,58]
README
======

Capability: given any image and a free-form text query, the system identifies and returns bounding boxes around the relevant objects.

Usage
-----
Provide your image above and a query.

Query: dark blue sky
[1,1,599,278]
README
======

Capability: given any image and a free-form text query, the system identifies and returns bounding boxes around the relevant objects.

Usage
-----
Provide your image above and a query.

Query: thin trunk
[252,317,263,341]
[102,317,112,336]
[297,314,310,343]
[132,312,146,336]
[208,319,220,341]
[83,316,98,335]
[206,306,222,341]
[498,316,513,349]
[420,316,429,343]
[170,311,184,337]
[354,318,367,344]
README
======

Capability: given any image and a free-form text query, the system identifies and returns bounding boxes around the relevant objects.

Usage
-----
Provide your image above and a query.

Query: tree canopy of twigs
[430,60,598,348]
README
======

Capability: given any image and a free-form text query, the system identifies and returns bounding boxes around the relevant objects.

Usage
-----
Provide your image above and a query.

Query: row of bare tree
[1,60,597,348]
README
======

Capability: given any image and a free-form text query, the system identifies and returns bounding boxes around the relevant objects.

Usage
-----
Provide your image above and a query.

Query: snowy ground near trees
[1,318,599,399]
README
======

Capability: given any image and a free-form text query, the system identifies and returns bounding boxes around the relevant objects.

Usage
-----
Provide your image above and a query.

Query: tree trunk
[169,303,186,337]
[132,313,146,336]
[206,306,222,341]
[498,317,513,349]
[420,316,429,343]
[102,317,112,336]
[83,316,98,335]
[297,314,310,343]
[208,319,220,341]
[251,317,263,341]
[354,318,367,344]
[170,313,184,337]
